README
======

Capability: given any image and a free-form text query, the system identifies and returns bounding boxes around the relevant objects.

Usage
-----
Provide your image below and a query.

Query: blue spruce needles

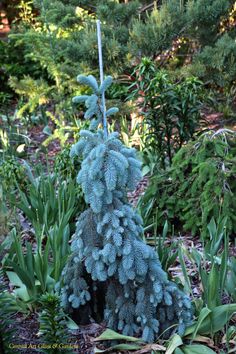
[61,74,192,342]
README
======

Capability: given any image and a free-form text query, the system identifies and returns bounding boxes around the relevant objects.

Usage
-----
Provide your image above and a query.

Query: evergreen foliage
[140,129,236,237]
[129,0,186,58]
[60,74,192,343]
[192,33,236,88]
[3,0,235,119]
[186,0,234,45]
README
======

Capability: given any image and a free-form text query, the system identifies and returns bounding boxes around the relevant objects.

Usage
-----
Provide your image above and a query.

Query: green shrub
[140,129,236,237]
[186,0,233,45]
[129,60,203,169]
[0,157,26,191]
[186,33,236,89]
[16,170,83,234]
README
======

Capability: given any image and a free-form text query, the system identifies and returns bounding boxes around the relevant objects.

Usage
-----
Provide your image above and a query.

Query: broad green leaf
[207,264,219,309]
[43,125,52,135]
[14,286,31,302]
[142,165,151,176]
[174,349,185,354]
[94,349,106,353]
[6,271,25,288]
[191,307,212,340]
[178,246,192,295]
[185,304,236,335]
[94,329,142,342]
[181,344,216,354]
[94,344,142,353]
[6,271,30,302]
[166,334,183,354]
[66,317,79,330]
[8,260,36,297]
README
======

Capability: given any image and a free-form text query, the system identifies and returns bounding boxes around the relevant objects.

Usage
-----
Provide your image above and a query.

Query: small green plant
[0,110,31,147]
[178,218,229,311]
[5,228,55,306]
[2,165,86,307]
[15,168,82,235]
[146,220,178,276]
[4,223,71,307]
[39,293,73,353]
[0,157,26,192]
[165,219,236,353]
[129,59,203,169]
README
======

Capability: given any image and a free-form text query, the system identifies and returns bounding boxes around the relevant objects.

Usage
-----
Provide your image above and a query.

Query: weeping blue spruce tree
[60,74,192,342]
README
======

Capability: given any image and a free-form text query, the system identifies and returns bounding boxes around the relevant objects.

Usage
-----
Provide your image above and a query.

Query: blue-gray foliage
[72,75,118,131]
[60,74,192,342]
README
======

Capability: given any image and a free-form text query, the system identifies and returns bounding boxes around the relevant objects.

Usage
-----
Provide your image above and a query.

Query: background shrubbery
[140,129,236,236]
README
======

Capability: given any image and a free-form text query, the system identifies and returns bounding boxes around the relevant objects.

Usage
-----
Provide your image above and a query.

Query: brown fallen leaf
[133,343,166,353]
[186,335,214,347]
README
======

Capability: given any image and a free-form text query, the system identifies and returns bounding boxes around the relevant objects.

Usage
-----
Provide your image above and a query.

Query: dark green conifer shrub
[193,33,236,89]
[186,0,234,45]
[60,74,192,343]
[140,129,236,237]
